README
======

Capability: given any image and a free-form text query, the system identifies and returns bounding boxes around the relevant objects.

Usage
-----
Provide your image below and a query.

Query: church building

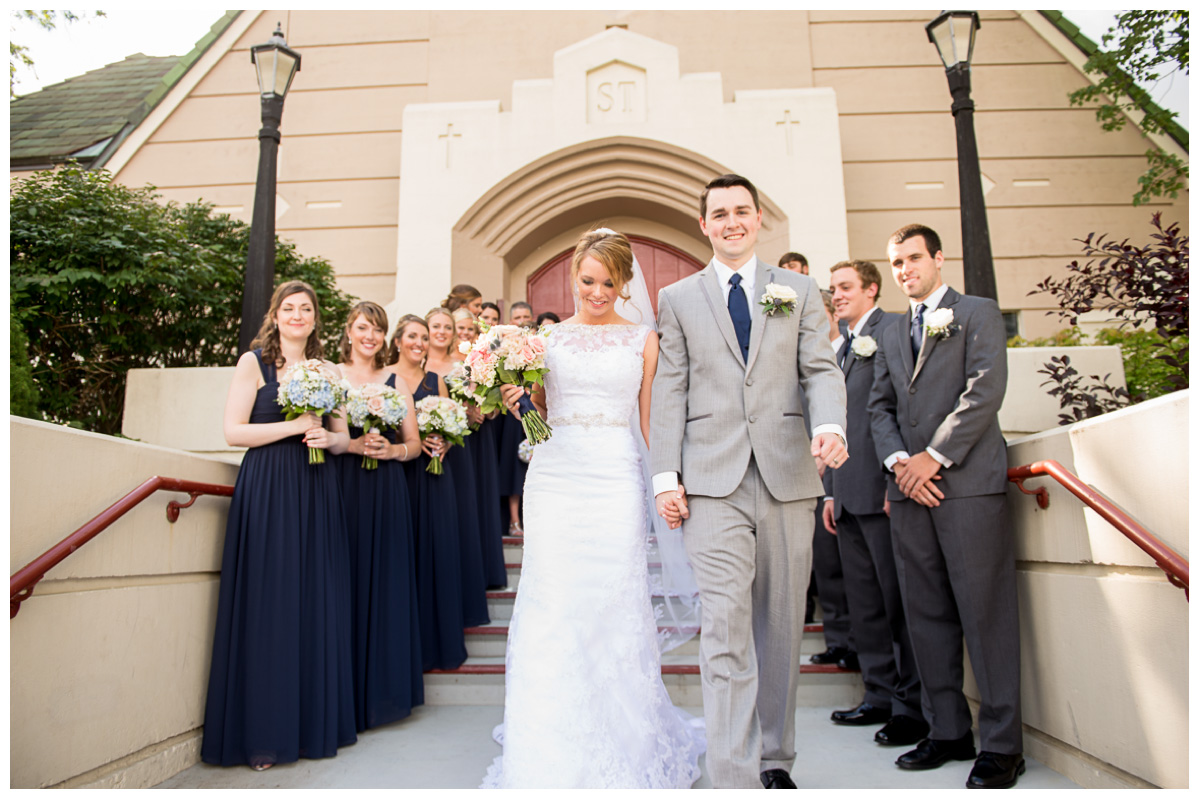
[11,9,1190,334]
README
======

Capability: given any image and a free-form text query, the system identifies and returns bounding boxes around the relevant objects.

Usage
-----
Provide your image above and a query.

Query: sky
[7,7,1189,130]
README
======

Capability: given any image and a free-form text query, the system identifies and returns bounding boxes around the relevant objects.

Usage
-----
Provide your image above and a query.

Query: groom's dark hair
[700,174,759,219]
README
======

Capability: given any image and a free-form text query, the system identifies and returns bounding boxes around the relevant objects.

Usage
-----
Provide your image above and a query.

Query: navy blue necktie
[911,303,925,360]
[727,272,751,363]
[839,333,853,368]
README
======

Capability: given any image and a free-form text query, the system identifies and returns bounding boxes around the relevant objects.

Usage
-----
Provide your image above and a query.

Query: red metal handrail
[10,476,234,618]
[1008,460,1188,599]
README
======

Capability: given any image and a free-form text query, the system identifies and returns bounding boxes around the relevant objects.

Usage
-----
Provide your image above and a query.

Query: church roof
[9,11,243,171]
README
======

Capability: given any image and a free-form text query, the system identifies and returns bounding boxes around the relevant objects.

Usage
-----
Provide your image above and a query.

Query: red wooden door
[526,235,704,321]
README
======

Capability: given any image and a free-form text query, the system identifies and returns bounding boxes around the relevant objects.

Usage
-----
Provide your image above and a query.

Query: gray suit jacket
[831,308,903,518]
[651,257,847,502]
[867,286,1009,501]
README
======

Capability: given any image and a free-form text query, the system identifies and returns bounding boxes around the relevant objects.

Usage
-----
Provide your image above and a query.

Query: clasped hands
[656,433,849,530]
[893,451,944,507]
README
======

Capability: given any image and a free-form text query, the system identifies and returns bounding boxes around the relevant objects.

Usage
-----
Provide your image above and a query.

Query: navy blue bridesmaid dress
[202,350,356,768]
[336,373,424,731]
[443,419,492,628]
[403,372,469,670]
[470,413,507,588]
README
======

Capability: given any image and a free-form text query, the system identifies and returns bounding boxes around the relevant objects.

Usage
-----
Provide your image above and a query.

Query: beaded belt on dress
[547,413,628,430]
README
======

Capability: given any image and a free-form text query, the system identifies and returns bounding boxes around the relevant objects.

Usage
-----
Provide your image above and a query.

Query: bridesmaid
[478,302,501,329]
[425,307,491,626]
[336,301,424,731]
[202,280,356,770]
[452,308,507,589]
[442,283,483,318]
[389,315,469,670]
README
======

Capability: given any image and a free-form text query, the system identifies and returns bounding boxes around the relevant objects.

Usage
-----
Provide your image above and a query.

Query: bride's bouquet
[460,324,552,444]
[344,382,408,470]
[276,359,346,465]
[414,395,469,475]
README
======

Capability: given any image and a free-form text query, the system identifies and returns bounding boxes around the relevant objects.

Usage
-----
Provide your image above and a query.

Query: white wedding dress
[480,323,706,789]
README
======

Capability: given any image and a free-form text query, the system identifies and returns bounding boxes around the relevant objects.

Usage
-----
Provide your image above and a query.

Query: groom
[651,174,848,789]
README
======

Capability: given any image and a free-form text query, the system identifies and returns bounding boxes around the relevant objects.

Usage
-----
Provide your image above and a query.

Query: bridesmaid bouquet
[444,362,480,431]
[344,383,408,470]
[276,359,346,465]
[414,396,469,475]
[459,324,553,444]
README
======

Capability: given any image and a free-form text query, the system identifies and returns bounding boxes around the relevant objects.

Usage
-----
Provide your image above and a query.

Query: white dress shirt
[883,283,953,472]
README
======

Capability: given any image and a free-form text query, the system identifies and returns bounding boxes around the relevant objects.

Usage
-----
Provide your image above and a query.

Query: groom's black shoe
[895,732,976,770]
[830,701,890,726]
[760,769,797,789]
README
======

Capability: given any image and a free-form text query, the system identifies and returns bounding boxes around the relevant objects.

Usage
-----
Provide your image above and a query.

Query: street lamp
[238,23,302,353]
[925,10,997,301]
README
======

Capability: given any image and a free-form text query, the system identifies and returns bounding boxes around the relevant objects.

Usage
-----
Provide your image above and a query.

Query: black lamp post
[238,23,302,354]
[926,10,997,301]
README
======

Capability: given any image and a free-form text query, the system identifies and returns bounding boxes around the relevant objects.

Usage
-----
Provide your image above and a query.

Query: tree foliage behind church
[10,164,353,435]
[1068,10,1189,206]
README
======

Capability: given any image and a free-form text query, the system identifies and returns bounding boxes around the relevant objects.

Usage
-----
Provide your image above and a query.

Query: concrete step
[466,622,833,659]
[425,652,861,707]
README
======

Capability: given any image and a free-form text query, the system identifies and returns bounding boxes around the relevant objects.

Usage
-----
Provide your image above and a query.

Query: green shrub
[10,164,353,435]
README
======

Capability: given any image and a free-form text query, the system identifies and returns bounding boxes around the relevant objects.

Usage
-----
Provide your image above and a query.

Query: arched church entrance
[526,235,704,321]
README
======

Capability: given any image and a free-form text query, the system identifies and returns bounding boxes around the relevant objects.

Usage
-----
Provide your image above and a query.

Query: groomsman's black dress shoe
[837,651,860,671]
[966,752,1025,789]
[810,645,851,665]
[760,769,797,789]
[895,732,976,770]
[830,701,891,726]
[874,715,930,746]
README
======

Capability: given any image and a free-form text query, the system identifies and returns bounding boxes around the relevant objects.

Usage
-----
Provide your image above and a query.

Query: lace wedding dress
[481,323,706,789]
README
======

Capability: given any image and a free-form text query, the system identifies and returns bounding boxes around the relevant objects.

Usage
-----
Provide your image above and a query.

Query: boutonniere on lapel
[923,308,957,340]
[759,283,798,316]
[851,334,878,359]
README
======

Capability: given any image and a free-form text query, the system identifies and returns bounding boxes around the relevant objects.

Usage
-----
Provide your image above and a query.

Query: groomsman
[867,225,1023,789]
[822,260,926,745]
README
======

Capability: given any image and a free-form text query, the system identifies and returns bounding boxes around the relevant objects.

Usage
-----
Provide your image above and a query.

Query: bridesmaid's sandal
[251,763,273,772]
[508,521,524,536]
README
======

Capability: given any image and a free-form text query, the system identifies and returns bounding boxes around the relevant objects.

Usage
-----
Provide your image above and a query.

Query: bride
[480,228,706,789]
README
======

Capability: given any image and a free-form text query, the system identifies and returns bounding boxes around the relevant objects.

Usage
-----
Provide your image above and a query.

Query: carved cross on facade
[438,123,462,168]
[775,110,800,156]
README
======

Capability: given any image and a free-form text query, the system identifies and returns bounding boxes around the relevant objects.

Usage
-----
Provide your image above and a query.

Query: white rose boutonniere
[851,334,877,359]
[759,283,799,316]
[924,307,956,339]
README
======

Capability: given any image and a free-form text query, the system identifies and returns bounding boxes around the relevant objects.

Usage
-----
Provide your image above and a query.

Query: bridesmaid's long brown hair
[249,280,324,367]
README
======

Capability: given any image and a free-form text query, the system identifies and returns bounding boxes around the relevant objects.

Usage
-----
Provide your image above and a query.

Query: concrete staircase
[156,533,1081,789]
[422,535,865,709]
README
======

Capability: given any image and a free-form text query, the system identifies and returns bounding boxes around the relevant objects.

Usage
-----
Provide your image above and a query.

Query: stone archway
[526,235,705,321]
[449,136,788,305]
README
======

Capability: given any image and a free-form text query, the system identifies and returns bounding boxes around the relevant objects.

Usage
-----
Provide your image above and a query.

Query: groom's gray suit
[651,258,846,787]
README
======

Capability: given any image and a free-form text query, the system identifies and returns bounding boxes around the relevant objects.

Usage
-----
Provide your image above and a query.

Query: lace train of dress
[480,324,705,789]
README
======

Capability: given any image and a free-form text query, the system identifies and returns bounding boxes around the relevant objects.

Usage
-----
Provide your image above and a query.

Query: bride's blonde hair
[571,228,634,302]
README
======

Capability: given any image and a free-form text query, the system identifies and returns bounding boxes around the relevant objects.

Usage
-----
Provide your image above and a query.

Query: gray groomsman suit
[652,258,847,787]
[867,286,1022,755]
[829,306,922,718]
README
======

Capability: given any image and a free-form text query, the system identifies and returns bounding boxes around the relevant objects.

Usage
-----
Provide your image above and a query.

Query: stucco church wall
[112,9,1187,339]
